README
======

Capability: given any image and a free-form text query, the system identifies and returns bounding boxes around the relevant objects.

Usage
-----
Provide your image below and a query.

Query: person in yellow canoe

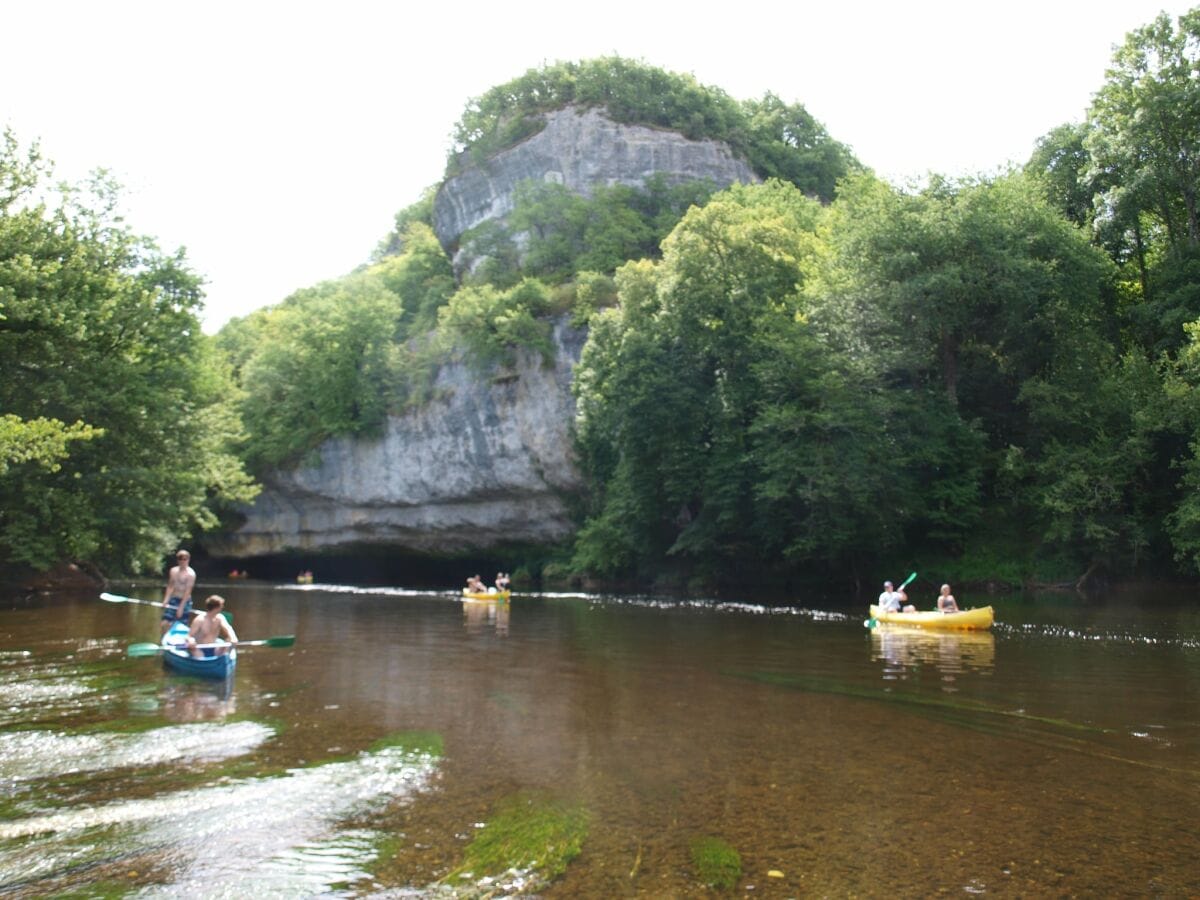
[937,584,960,613]
[186,595,238,658]
[878,580,915,613]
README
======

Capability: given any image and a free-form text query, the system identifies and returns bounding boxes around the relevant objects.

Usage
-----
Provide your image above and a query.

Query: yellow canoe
[463,589,510,602]
[868,605,994,630]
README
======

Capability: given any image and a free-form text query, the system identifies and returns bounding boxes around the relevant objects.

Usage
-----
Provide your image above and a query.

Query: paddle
[126,635,295,658]
[101,591,169,610]
[865,571,918,628]
[100,592,232,623]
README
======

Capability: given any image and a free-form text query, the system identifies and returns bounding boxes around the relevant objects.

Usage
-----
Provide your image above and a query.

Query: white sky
[2,1,1194,332]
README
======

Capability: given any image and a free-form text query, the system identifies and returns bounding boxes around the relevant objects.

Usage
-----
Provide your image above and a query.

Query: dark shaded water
[0,581,1197,896]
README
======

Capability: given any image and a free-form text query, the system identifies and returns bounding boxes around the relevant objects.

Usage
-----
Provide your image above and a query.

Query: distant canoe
[462,588,510,602]
[868,605,994,630]
[161,621,236,679]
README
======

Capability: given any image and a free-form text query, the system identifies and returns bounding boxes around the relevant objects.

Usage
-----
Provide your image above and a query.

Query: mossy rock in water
[449,791,588,884]
[368,730,444,758]
[690,836,741,890]
[41,879,132,899]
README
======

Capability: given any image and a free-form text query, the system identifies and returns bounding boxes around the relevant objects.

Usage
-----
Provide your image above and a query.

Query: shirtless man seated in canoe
[186,595,239,658]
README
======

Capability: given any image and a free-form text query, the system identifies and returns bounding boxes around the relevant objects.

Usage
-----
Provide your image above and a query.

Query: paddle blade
[101,592,132,603]
[126,643,162,658]
[227,635,295,649]
[899,571,918,589]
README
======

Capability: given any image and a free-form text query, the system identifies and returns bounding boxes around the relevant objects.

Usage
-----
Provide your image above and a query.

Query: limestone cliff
[205,319,587,559]
[213,106,760,561]
[433,106,759,249]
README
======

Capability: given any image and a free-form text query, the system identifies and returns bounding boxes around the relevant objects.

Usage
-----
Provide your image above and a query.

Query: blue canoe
[161,620,237,680]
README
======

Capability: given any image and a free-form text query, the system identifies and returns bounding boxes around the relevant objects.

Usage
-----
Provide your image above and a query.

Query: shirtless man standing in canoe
[187,595,238,658]
[161,550,196,635]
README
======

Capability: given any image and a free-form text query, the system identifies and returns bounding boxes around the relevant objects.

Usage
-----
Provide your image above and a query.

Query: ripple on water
[0,721,275,782]
[0,745,440,897]
[0,678,92,708]
[995,621,1200,649]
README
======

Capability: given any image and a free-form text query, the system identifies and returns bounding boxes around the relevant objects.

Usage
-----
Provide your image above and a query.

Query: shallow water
[0,582,1197,896]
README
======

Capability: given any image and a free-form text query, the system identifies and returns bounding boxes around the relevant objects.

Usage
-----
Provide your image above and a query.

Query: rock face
[213,108,760,561]
[205,319,588,559]
[433,106,759,249]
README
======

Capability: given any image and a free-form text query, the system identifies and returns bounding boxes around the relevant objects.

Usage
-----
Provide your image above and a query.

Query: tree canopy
[0,131,257,574]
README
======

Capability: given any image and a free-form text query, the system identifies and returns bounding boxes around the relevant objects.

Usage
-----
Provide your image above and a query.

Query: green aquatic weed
[448,792,588,883]
[367,730,444,758]
[690,835,741,890]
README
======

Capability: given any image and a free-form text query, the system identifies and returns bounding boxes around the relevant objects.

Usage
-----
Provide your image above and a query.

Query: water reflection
[462,597,510,635]
[160,678,237,723]
[870,625,995,689]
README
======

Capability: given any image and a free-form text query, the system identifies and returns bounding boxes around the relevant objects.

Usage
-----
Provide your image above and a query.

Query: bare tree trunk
[1075,559,1104,596]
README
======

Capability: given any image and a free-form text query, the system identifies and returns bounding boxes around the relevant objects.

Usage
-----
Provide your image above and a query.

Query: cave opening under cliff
[197,546,541,589]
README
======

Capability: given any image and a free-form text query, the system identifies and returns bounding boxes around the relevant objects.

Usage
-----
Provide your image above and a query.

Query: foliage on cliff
[447,57,858,201]
[219,221,569,472]
[458,174,722,287]
[229,162,688,471]
[0,131,257,573]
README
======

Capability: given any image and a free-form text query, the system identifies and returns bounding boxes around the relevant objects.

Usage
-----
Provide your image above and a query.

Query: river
[0,580,1197,897]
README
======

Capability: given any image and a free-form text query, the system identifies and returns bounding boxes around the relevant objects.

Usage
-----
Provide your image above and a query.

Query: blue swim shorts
[161,597,192,622]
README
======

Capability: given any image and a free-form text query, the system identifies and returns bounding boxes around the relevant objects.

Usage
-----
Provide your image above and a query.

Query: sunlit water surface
[0,582,1197,896]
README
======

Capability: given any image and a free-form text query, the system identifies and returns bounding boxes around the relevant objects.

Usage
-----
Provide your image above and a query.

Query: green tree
[237,273,405,471]
[0,134,256,572]
[373,221,455,335]
[572,181,878,579]
[373,186,436,261]
[818,172,1111,418]
[1086,9,1200,352]
[436,277,554,370]
[741,92,857,202]
[0,415,100,475]
[1025,122,1100,229]
[815,171,1135,573]
[1163,321,1200,569]
[1088,10,1200,253]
